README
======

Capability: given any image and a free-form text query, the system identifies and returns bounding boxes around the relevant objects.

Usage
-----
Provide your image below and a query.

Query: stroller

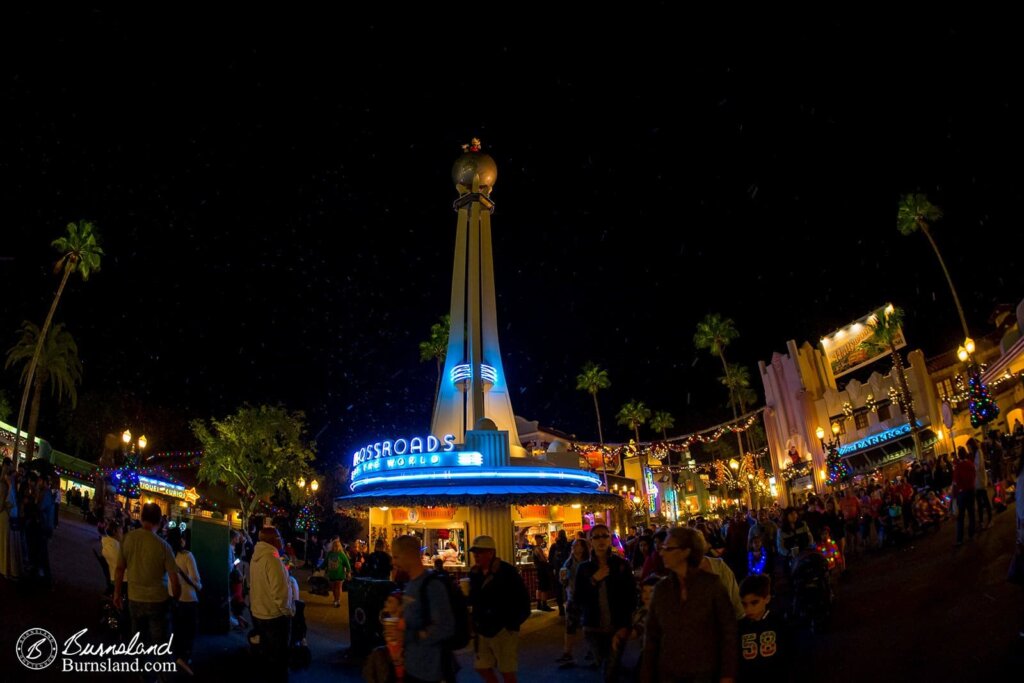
[308,556,331,596]
[790,546,832,634]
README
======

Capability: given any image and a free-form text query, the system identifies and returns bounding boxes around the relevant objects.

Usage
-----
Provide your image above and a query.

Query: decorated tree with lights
[294,501,319,534]
[116,447,141,499]
[826,447,852,486]
[967,371,999,427]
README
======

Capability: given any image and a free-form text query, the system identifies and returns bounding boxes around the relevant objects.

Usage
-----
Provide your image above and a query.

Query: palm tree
[649,411,675,441]
[6,322,82,461]
[419,314,451,410]
[719,364,758,414]
[897,194,969,339]
[11,221,102,467]
[864,305,921,460]
[695,313,746,467]
[576,362,612,487]
[617,400,652,528]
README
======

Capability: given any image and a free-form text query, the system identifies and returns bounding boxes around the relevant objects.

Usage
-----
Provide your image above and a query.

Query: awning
[843,429,937,474]
[336,484,622,510]
[983,335,1024,382]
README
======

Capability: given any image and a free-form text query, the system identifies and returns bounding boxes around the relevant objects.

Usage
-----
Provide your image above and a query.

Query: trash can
[347,577,397,656]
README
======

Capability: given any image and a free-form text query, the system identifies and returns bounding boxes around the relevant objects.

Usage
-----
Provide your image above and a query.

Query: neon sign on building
[352,434,456,467]
[837,421,922,456]
[644,467,658,516]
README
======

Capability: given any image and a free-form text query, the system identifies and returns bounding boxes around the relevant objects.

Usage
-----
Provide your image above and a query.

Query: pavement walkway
[2,503,1022,681]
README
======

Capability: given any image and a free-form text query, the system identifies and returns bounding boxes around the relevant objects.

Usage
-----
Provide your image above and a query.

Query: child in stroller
[790,545,832,633]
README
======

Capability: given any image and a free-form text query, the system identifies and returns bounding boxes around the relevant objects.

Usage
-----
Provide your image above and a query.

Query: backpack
[422,570,471,651]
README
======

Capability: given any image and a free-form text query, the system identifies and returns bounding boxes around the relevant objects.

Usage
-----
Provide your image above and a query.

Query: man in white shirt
[250,527,294,682]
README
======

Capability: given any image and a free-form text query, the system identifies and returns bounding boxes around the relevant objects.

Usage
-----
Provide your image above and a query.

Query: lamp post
[816,423,842,492]
[297,476,320,567]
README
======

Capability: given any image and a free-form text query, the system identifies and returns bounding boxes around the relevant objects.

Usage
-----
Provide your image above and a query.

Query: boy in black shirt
[737,574,790,682]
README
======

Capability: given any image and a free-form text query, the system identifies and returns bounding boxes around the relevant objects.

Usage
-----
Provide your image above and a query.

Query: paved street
[2,505,1022,681]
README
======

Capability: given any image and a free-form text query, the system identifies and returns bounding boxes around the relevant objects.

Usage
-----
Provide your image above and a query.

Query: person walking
[574,524,636,683]
[167,527,201,672]
[953,447,977,547]
[392,534,455,683]
[468,535,532,683]
[113,503,181,674]
[556,538,590,668]
[326,537,353,607]
[641,527,738,683]
[970,438,994,530]
[546,530,572,616]
[250,527,295,682]
[531,533,553,612]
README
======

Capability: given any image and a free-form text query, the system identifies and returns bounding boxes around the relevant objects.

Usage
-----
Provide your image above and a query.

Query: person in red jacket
[952,447,977,546]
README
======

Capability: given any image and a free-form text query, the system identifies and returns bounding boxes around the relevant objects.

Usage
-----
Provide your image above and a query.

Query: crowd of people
[0,458,57,585]
[3,423,1023,682]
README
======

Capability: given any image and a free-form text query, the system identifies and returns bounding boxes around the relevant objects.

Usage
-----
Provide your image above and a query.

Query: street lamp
[137,434,147,451]
[310,479,319,493]
[816,423,843,491]
[122,429,132,445]
[728,459,739,471]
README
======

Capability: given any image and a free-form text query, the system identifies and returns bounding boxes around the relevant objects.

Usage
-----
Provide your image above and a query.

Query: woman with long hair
[776,507,814,570]
[532,533,554,611]
[325,537,352,608]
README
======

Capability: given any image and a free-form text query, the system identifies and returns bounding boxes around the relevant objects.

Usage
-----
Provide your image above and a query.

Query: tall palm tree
[576,362,612,487]
[897,194,969,339]
[419,314,451,411]
[649,411,675,441]
[617,400,652,527]
[6,322,82,461]
[11,221,102,468]
[719,364,758,414]
[864,305,921,460]
[694,313,746,465]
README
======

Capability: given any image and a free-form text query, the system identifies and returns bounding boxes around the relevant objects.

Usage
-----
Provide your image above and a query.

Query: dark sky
[2,12,1021,468]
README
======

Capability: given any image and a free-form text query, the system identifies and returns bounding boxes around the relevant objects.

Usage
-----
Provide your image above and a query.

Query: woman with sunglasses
[641,527,737,683]
[573,524,636,682]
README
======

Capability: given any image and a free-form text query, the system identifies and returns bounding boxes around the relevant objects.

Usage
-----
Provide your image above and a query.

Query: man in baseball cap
[468,534,531,682]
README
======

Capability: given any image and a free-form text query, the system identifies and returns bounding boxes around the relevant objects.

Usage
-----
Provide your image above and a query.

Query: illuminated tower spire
[431,140,523,452]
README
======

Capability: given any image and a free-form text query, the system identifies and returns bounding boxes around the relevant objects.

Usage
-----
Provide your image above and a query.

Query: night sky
[2,12,1021,469]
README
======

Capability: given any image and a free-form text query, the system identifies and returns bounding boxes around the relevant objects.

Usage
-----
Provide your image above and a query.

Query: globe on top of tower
[452,138,497,194]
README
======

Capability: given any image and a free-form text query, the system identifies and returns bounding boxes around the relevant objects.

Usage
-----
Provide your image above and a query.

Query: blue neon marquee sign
[352,434,456,467]
[837,421,922,456]
[350,466,603,491]
[351,451,484,480]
